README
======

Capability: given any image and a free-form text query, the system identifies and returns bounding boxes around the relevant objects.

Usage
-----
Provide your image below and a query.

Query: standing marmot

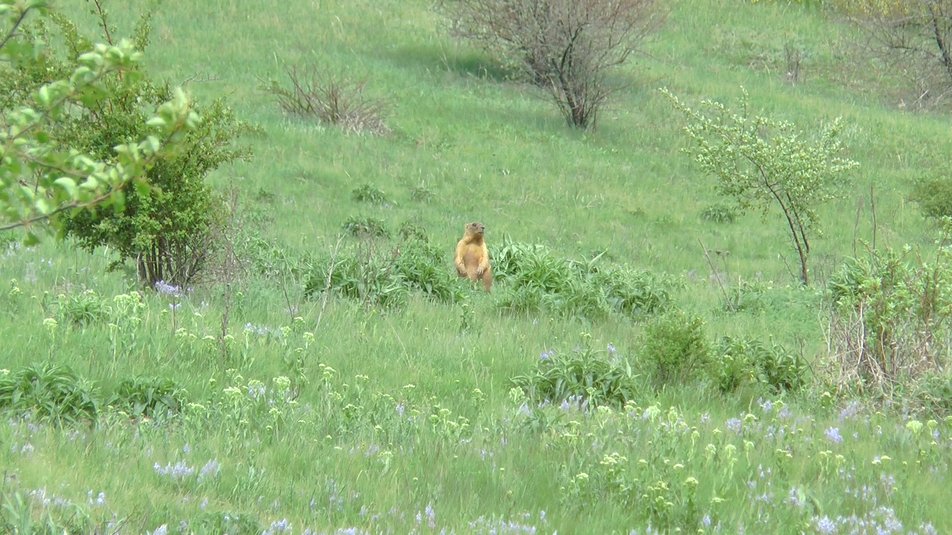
[455,222,493,292]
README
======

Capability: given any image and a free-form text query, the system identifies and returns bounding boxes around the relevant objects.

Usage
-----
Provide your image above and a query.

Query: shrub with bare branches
[264,66,390,135]
[440,0,664,129]
[835,0,952,106]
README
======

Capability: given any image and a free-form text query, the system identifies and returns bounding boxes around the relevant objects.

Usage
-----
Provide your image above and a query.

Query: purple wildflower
[726,418,743,434]
[199,459,220,480]
[815,515,837,535]
[154,280,182,297]
[825,427,844,445]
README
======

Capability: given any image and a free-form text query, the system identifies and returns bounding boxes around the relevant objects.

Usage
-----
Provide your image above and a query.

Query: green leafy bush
[10,9,251,287]
[304,237,463,307]
[665,88,857,285]
[640,310,710,386]
[910,177,952,220]
[512,343,642,409]
[493,238,674,320]
[0,4,197,243]
[828,245,952,392]
[393,239,464,304]
[0,363,98,424]
[305,253,408,309]
[50,289,108,326]
[701,203,738,223]
[342,216,390,239]
[710,336,806,393]
[111,376,186,420]
[352,183,391,205]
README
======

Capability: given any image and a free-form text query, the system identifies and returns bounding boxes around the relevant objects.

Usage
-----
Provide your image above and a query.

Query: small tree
[441,0,664,129]
[0,1,197,242]
[664,88,859,285]
[2,2,249,286]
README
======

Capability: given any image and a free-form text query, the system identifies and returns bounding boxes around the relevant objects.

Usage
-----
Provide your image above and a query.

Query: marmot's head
[465,222,485,237]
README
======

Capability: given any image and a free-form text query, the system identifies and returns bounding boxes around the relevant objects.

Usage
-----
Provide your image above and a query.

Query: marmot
[455,222,493,292]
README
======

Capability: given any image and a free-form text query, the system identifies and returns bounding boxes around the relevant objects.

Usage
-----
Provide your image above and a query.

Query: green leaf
[53,177,78,199]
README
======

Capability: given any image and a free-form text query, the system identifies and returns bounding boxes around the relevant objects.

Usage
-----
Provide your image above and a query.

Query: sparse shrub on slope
[264,65,389,135]
[439,0,665,129]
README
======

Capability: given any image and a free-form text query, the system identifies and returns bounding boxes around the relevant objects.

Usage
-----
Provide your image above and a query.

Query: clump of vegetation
[0,363,98,425]
[352,183,392,206]
[440,0,665,128]
[342,216,391,239]
[828,244,952,396]
[512,340,642,409]
[110,376,187,420]
[409,183,435,203]
[304,253,409,309]
[640,310,710,386]
[494,239,674,320]
[710,336,806,394]
[304,236,463,308]
[264,65,389,135]
[49,289,109,326]
[393,239,465,304]
[701,202,738,223]
[398,221,429,241]
[910,176,952,220]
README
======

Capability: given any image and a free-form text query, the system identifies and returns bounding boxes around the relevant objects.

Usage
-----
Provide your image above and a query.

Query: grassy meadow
[1,0,951,533]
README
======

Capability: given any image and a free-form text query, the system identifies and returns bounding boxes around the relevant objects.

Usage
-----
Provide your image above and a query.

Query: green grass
[2,0,952,532]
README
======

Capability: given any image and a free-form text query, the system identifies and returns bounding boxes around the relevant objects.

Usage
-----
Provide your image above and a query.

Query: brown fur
[455,222,493,292]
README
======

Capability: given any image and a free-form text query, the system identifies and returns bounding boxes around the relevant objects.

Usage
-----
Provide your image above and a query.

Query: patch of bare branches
[264,66,390,136]
[440,0,665,129]
[836,0,952,108]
